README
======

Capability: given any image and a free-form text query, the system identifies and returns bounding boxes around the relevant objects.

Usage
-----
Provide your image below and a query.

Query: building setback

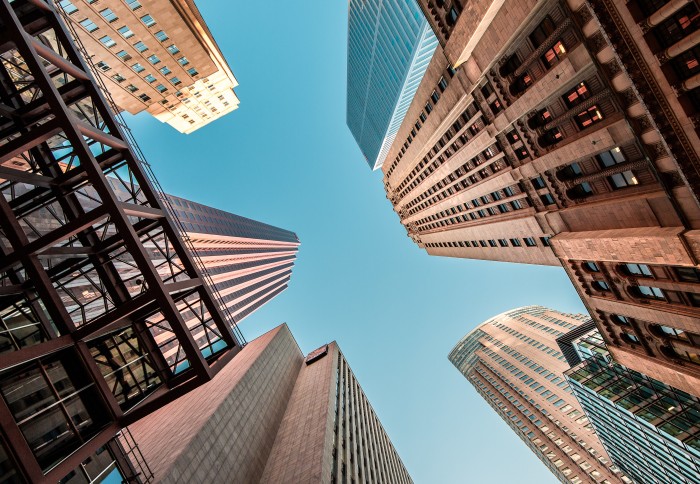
[56,0,239,133]
[563,325,700,483]
[449,306,629,483]
[347,0,437,170]
[383,0,700,397]
[127,324,413,484]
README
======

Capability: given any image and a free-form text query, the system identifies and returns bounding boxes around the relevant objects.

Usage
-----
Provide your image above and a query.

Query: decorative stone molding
[513,18,573,78]
[543,89,611,131]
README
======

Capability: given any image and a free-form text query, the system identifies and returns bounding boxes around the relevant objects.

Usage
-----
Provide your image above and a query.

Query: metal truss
[0,0,243,481]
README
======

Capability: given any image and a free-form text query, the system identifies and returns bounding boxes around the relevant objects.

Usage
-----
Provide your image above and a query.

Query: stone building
[57,0,239,133]
[384,0,700,396]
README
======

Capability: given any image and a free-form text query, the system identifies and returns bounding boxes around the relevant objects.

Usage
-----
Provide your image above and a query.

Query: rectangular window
[126,84,138,92]
[540,193,555,205]
[138,93,151,102]
[79,19,98,32]
[187,67,199,76]
[116,26,133,39]
[425,102,433,114]
[131,63,145,73]
[531,176,546,189]
[100,8,118,22]
[133,41,148,52]
[177,56,190,66]
[144,74,156,83]
[147,54,160,65]
[438,76,448,92]
[524,237,537,247]
[116,50,132,61]
[575,105,604,129]
[95,61,110,72]
[563,82,590,108]
[111,73,126,83]
[58,0,78,14]
[155,84,167,93]
[170,77,181,86]
[125,0,142,9]
[154,30,169,42]
[99,36,116,48]
[167,44,180,55]
[141,14,156,27]
[431,90,440,103]
[159,66,171,75]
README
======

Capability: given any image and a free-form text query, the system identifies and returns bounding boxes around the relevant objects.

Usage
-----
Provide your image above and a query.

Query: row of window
[395,101,481,202]
[385,64,457,178]
[425,236,550,249]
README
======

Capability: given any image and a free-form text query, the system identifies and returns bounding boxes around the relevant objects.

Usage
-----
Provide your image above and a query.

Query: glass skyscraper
[346,0,437,170]
[565,329,700,483]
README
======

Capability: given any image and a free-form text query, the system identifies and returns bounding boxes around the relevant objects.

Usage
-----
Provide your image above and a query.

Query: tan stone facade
[127,327,412,483]
[449,306,631,483]
[385,0,700,397]
[57,0,239,133]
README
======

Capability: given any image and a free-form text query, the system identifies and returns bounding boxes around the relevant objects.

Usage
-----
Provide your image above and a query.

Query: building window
[177,56,190,66]
[187,67,199,76]
[133,41,148,52]
[0,353,108,471]
[99,36,116,48]
[539,193,555,205]
[621,263,653,277]
[170,77,181,86]
[592,280,610,291]
[167,44,180,55]
[529,15,556,47]
[147,54,160,65]
[431,90,440,104]
[58,0,78,15]
[511,238,522,247]
[542,41,566,69]
[79,19,98,32]
[159,66,171,75]
[95,61,110,72]
[540,237,551,247]
[438,76,448,92]
[99,8,118,22]
[144,74,156,83]
[141,14,156,27]
[634,285,665,300]
[116,50,132,61]
[675,267,700,283]
[111,73,126,83]
[583,261,600,272]
[574,105,604,129]
[611,314,630,325]
[621,332,640,344]
[425,101,433,114]
[419,112,427,122]
[131,63,145,73]
[126,84,138,93]
[138,93,151,102]
[524,237,537,247]
[125,0,141,10]
[117,25,134,39]
[155,84,167,93]
[446,4,461,26]
[154,30,169,42]
[531,176,546,189]
[563,82,590,108]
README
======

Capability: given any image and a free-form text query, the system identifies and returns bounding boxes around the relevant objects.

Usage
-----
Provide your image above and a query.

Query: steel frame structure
[0,0,242,481]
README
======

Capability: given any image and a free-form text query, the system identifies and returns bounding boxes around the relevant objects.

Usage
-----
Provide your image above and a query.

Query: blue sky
[124,1,589,482]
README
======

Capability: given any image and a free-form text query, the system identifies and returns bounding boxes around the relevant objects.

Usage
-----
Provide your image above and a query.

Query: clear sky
[123,1,589,482]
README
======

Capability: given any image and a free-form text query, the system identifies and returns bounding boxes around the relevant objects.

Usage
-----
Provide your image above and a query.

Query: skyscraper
[0,0,244,481]
[56,0,239,133]
[563,325,700,483]
[382,0,700,396]
[449,306,629,483]
[127,324,413,483]
[346,0,437,170]
[165,195,300,323]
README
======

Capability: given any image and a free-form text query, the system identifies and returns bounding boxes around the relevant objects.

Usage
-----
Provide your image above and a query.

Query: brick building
[383,0,700,396]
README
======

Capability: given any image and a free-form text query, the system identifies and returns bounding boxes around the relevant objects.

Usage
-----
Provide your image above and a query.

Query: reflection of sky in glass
[103,467,125,484]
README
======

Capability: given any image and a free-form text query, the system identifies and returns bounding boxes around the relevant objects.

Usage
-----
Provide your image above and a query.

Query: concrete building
[563,325,700,483]
[56,0,239,133]
[383,0,700,397]
[128,324,413,484]
[449,306,629,483]
[346,0,437,170]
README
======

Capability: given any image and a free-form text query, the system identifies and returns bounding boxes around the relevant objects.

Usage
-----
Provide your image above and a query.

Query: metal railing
[117,428,154,483]
[53,1,246,346]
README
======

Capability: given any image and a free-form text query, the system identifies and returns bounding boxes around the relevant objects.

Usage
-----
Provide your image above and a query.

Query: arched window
[611,314,630,326]
[583,262,600,272]
[662,346,700,365]
[592,281,610,291]
[621,332,640,344]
